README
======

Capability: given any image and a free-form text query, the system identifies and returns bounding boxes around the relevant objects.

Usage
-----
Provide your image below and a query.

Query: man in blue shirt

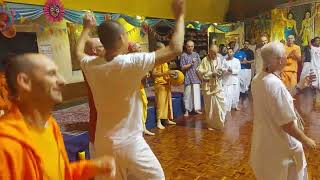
[238,40,254,95]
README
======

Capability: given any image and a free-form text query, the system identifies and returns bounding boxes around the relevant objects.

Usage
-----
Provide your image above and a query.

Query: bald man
[76,0,185,179]
[281,35,301,89]
[254,35,269,76]
[197,45,226,130]
[180,40,202,116]
[0,53,115,179]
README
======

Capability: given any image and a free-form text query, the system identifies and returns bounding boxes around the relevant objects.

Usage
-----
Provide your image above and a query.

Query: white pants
[184,84,201,112]
[223,84,240,112]
[94,136,164,180]
[239,69,252,93]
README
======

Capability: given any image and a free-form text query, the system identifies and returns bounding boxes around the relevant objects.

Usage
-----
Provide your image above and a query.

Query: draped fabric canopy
[4,2,242,33]
[5,0,230,22]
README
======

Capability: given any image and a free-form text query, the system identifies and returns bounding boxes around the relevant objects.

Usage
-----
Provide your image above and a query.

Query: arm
[154,0,185,66]
[76,13,96,62]
[293,21,298,36]
[282,121,316,149]
[299,21,305,36]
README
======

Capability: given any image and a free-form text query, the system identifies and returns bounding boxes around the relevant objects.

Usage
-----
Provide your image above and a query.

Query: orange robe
[0,73,11,112]
[153,63,173,120]
[281,44,301,89]
[0,105,102,179]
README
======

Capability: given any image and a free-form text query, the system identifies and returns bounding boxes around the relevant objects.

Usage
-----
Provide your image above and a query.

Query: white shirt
[254,48,263,75]
[310,46,320,70]
[222,57,241,86]
[250,73,306,180]
[80,53,155,147]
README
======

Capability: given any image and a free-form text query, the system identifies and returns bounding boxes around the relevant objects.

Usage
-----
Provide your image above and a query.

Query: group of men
[0,0,319,179]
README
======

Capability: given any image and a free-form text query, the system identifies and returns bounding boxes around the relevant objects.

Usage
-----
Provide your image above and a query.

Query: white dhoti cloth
[239,69,252,93]
[203,90,225,129]
[184,84,201,112]
[223,83,240,112]
[94,136,165,180]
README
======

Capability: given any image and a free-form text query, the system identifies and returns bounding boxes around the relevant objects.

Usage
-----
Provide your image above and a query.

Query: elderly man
[180,40,202,116]
[76,0,185,179]
[0,53,115,179]
[250,41,317,180]
[197,45,225,130]
[281,35,301,89]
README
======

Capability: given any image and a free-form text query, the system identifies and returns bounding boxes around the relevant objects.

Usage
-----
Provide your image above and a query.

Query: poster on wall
[314,3,320,38]
[271,2,317,47]
[38,44,53,59]
[245,12,271,43]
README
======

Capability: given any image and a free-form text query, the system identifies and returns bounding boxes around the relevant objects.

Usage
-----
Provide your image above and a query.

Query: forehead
[186,41,194,46]
[31,55,57,71]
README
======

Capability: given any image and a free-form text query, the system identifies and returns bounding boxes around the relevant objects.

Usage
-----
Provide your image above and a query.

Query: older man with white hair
[250,41,317,180]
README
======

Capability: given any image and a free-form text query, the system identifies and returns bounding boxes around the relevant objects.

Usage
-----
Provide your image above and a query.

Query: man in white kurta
[197,45,226,130]
[251,73,307,180]
[250,42,316,180]
[254,35,269,76]
[222,48,241,112]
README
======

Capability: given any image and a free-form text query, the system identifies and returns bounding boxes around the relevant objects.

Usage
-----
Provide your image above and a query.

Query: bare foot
[167,119,176,125]
[235,107,240,111]
[184,111,189,117]
[157,121,165,129]
[195,110,202,114]
[208,128,214,131]
[144,129,155,136]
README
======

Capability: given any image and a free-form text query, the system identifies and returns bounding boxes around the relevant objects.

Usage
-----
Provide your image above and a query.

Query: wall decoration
[43,0,65,23]
[245,12,271,43]
[0,2,16,38]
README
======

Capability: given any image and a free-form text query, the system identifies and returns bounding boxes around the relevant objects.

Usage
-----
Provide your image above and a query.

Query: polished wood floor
[144,95,320,180]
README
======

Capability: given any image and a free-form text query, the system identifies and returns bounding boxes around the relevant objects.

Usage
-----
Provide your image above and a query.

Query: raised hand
[172,0,185,19]
[83,12,97,29]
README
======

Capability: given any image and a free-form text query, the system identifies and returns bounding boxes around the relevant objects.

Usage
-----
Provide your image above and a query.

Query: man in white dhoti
[222,48,241,112]
[180,40,202,116]
[250,41,317,180]
[76,0,186,179]
[197,45,226,130]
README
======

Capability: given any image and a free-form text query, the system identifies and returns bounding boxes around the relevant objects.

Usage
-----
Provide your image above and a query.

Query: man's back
[80,52,155,146]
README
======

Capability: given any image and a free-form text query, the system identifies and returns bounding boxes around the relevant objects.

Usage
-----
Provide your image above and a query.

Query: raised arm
[154,0,185,66]
[76,13,96,61]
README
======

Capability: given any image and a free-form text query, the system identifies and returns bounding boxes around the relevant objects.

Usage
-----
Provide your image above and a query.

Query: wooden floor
[144,95,320,180]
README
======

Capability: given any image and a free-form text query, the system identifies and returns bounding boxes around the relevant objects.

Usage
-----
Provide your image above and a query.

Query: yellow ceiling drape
[5,0,230,22]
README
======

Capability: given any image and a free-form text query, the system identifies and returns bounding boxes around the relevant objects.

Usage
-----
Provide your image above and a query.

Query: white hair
[261,41,286,69]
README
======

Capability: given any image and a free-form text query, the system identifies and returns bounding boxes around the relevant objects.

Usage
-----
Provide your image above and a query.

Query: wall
[16,16,84,84]
[207,23,245,47]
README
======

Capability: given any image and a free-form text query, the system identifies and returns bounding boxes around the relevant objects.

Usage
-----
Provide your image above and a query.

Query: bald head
[5,53,38,97]
[85,38,104,56]
[287,35,295,45]
[186,40,194,54]
[98,21,127,51]
[208,44,218,60]
[5,53,65,105]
